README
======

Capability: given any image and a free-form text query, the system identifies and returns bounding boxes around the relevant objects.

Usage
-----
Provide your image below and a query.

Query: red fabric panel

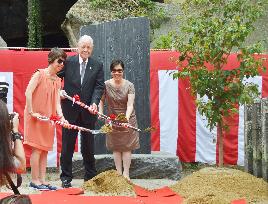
[214,54,241,165]
[150,54,160,151]
[216,109,239,165]
[177,78,197,162]
[150,51,180,151]
[262,75,268,97]
[261,56,268,97]
[223,112,239,165]
[222,54,241,70]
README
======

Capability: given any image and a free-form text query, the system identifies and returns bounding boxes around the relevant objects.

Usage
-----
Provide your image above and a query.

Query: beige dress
[103,79,140,152]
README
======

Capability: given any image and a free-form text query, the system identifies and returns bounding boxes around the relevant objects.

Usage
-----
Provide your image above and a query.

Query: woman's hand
[60,90,67,99]
[61,118,71,129]
[12,112,20,132]
[61,117,69,124]
[89,103,98,114]
[31,112,43,119]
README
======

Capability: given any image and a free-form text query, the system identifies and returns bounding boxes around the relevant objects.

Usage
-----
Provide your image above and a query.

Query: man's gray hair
[78,35,94,47]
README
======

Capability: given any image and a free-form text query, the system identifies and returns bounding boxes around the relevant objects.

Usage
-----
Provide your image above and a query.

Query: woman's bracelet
[11,132,23,142]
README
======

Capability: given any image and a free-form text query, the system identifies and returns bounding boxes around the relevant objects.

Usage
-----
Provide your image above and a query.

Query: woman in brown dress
[99,59,140,180]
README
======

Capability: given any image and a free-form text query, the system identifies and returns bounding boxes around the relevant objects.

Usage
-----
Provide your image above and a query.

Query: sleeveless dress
[24,69,61,151]
[104,79,140,152]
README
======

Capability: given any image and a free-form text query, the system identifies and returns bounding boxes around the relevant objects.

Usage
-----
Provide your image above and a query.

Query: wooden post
[218,121,223,167]
[245,104,253,174]
[261,98,268,181]
[252,100,262,177]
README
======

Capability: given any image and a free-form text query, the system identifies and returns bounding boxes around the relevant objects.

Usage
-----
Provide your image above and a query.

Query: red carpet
[134,185,183,204]
[41,187,84,195]
[231,199,247,204]
[29,194,144,204]
[0,193,12,198]
[0,187,247,204]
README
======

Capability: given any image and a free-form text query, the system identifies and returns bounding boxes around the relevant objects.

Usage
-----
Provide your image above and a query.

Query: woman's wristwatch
[11,132,23,142]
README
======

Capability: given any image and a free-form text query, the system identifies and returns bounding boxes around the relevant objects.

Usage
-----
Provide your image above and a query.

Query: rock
[0,36,7,47]
[72,151,182,180]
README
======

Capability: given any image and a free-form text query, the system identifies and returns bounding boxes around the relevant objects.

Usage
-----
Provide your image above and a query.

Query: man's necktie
[81,61,86,84]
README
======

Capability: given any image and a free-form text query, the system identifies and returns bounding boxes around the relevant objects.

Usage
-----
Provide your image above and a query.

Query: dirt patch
[82,170,135,196]
[170,167,268,204]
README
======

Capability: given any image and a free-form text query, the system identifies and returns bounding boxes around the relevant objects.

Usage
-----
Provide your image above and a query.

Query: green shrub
[27,0,42,48]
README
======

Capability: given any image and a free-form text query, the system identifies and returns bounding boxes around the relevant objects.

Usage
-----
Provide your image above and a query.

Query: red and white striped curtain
[150,51,268,165]
[1,50,267,167]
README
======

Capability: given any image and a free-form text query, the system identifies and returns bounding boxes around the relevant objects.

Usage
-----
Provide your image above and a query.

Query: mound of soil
[82,170,135,196]
[170,167,268,204]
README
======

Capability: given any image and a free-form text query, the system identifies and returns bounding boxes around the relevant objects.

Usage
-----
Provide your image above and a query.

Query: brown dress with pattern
[103,79,140,152]
[24,69,61,151]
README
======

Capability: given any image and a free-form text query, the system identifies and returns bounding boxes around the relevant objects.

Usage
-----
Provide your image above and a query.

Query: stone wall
[61,1,177,47]
[62,1,268,51]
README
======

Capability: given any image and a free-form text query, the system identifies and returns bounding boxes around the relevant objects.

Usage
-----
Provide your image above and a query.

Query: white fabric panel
[0,73,13,112]
[243,76,263,94]
[158,70,178,155]
[237,105,245,166]
[195,95,217,164]
[47,128,57,167]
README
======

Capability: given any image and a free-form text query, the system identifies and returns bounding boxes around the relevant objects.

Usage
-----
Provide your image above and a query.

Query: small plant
[27,0,42,48]
[154,32,174,49]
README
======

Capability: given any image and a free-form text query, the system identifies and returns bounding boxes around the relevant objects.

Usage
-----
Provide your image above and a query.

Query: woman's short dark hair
[48,47,67,64]
[0,100,15,185]
[110,59,125,72]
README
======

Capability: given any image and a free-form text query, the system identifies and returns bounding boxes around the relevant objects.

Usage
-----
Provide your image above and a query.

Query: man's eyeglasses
[57,59,65,64]
[112,69,123,73]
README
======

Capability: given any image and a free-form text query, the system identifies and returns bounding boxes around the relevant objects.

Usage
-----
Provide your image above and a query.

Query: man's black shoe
[62,180,72,188]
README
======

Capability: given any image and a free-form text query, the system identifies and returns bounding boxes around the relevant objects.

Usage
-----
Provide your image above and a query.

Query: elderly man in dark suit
[58,35,104,188]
